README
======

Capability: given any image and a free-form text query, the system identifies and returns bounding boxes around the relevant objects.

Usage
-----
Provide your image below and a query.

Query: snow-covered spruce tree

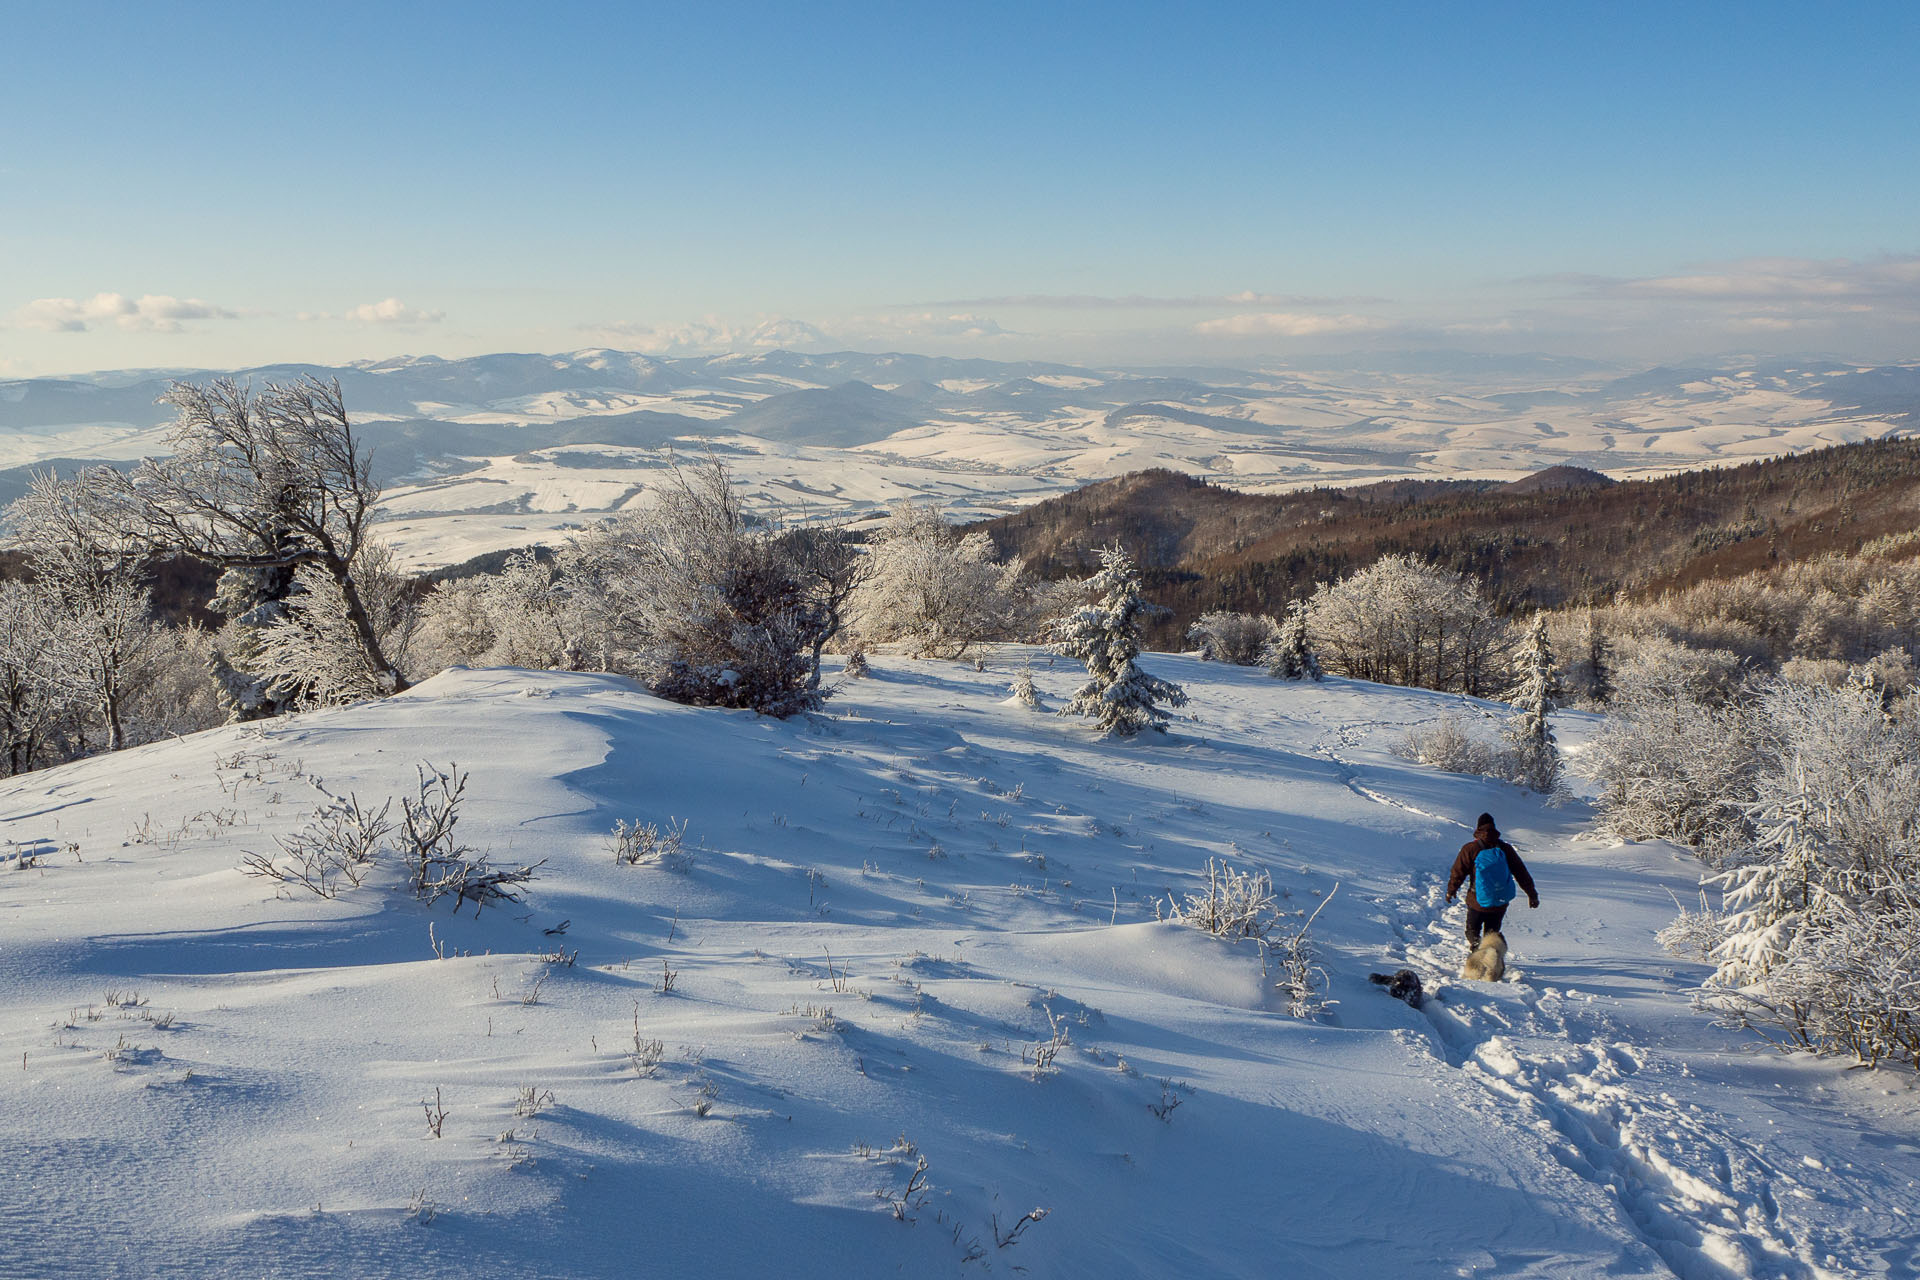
[92,377,407,708]
[1502,613,1563,792]
[1048,543,1187,736]
[5,470,159,752]
[1009,663,1046,708]
[1263,600,1322,681]
[1701,676,1920,1066]
[1187,611,1278,665]
[852,501,1028,659]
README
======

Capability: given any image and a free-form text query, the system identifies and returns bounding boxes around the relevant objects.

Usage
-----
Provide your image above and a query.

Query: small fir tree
[1263,600,1322,681]
[1503,613,1563,791]
[1009,663,1045,709]
[1048,544,1187,736]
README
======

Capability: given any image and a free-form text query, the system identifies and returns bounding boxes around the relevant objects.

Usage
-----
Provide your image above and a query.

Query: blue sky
[4,1,1917,373]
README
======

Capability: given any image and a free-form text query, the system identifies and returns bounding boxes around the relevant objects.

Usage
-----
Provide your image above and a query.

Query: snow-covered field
[3,656,1912,1278]
[3,350,1911,570]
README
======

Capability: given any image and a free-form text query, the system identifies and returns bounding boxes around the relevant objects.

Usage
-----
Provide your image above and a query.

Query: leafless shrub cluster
[1273,886,1338,1019]
[1023,1008,1071,1081]
[610,816,691,871]
[241,761,537,910]
[400,763,540,909]
[1170,858,1278,941]
[240,792,393,898]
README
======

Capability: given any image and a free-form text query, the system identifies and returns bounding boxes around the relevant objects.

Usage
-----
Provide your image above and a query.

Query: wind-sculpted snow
[1,350,1912,568]
[0,658,1914,1278]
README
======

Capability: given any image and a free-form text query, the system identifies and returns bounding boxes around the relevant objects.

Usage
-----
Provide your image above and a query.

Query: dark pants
[1465,904,1508,948]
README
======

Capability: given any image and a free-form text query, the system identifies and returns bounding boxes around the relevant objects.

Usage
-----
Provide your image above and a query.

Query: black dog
[1368,968,1424,1008]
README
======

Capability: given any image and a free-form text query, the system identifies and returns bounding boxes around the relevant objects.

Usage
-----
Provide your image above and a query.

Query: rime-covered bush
[1695,677,1920,1067]
[1393,715,1512,779]
[852,501,1030,658]
[1581,638,1761,859]
[1187,611,1278,665]
[1048,544,1187,736]
[1307,554,1507,695]
[1171,858,1278,940]
[1263,600,1322,681]
[560,456,830,716]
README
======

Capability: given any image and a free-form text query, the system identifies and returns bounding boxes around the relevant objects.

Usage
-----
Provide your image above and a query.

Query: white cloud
[13,292,238,333]
[1193,311,1390,337]
[843,312,1010,341]
[345,297,445,325]
[923,291,1386,310]
[581,315,832,355]
[1554,254,1920,306]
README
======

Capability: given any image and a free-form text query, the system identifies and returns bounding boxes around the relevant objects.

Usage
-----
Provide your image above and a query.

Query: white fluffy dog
[1461,930,1508,982]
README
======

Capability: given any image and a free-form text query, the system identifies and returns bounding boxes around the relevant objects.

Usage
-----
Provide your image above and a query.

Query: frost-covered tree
[1187,611,1278,665]
[94,376,406,704]
[0,582,82,775]
[853,501,1027,659]
[1565,609,1613,706]
[1697,677,1920,1066]
[1307,554,1506,695]
[455,548,584,672]
[6,471,158,751]
[1263,600,1322,681]
[1581,638,1759,858]
[1502,613,1563,792]
[250,542,419,709]
[1048,543,1187,736]
[776,522,867,689]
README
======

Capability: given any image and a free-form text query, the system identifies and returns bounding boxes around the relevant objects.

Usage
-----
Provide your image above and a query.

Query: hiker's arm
[1445,847,1469,902]
[1506,846,1540,905]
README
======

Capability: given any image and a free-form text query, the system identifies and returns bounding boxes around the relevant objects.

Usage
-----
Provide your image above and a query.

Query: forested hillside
[978,437,1920,644]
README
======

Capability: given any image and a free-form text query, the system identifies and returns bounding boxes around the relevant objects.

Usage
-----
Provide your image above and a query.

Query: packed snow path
[1,657,1915,1279]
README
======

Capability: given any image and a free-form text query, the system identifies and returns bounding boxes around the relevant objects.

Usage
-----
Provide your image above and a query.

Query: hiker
[1445,812,1538,948]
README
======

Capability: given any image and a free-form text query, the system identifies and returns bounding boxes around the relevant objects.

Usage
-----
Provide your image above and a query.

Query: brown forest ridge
[975,437,1920,647]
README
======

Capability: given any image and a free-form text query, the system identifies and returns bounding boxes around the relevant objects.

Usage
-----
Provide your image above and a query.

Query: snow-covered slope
[0,659,1911,1278]
[2,351,1913,570]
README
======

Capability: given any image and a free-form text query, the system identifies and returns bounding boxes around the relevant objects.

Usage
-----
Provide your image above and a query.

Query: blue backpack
[1473,843,1516,908]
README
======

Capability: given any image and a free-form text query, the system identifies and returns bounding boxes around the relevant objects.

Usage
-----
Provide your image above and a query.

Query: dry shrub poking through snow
[1274,886,1339,1019]
[610,817,692,872]
[1171,858,1278,941]
[240,792,393,898]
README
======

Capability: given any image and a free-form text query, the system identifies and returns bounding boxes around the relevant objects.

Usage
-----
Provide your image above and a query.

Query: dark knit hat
[1475,812,1497,832]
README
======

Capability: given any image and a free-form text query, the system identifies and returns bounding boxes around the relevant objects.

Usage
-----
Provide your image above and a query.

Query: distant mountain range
[2,347,1915,568]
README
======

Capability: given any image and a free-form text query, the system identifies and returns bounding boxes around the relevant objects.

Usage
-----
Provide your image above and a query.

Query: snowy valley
[3,655,1912,1279]
[3,350,1912,570]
